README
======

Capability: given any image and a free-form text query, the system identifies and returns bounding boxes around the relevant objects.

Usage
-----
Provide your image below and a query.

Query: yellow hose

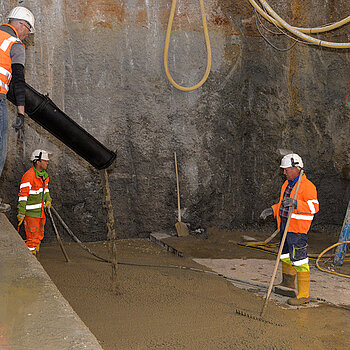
[316,241,350,278]
[163,0,211,91]
[250,0,350,48]
[249,0,350,34]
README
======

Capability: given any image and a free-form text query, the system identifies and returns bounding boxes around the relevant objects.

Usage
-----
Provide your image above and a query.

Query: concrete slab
[149,229,350,310]
[0,214,103,350]
[193,258,350,309]
[150,232,184,257]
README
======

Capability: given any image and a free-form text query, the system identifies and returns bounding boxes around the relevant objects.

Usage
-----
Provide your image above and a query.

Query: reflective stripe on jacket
[272,174,319,234]
[17,167,52,218]
[0,24,23,94]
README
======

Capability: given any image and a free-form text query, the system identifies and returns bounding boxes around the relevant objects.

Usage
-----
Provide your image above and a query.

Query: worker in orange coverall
[17,149,52,255]
[260,153,319,306]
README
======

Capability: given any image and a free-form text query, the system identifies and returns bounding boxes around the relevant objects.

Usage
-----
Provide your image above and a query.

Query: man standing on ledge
[17,150,52,255]
[0,6,35,212]
[260,154,319,305]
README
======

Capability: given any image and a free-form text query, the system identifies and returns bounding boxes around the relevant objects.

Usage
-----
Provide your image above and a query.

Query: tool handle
[174,152,182,222]
[261,169,304,317]
[47,206,70,262]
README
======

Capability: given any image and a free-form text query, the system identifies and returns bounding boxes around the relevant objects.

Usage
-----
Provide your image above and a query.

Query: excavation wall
[1,0,349,240]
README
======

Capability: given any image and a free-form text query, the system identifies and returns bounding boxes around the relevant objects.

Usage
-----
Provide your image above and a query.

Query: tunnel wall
[0,0,349,240]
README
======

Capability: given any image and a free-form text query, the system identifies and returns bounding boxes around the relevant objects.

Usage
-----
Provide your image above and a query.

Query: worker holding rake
[260,154,319,305]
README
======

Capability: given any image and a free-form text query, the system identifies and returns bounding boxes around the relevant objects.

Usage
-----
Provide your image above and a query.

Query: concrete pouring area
[151,229,350,309]
[0,1,350,349]
[4,222,345,350]
[0,213,103,350]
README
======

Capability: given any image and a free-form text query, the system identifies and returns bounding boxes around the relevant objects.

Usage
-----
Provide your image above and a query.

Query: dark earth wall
[1,0,349,241]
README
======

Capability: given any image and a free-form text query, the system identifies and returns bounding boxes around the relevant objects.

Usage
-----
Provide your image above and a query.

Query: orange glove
[45,201,51,209]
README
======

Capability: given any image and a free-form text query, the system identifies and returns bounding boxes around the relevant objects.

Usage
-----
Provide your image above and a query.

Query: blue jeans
[0,97,8,178]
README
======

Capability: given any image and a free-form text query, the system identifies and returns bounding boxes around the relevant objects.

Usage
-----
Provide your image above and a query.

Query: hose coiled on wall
[164,0,211,91]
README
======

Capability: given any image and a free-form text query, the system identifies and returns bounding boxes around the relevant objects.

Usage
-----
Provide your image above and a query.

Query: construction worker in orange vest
[17,150,52,255]
[0,7,35,212]
[260,153,319,305]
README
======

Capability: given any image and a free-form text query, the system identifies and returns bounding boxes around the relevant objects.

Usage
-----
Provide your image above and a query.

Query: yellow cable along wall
[249,0,350,48]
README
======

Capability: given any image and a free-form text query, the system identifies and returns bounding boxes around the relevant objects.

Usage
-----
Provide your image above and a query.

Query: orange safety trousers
[24,216,46,249]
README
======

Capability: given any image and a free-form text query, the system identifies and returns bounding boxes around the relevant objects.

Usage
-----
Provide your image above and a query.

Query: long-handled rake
[260,169,304,317]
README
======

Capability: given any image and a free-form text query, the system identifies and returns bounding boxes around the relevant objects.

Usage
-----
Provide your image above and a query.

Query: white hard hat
[8,7,35,33]
[30,150,50,162]
[280,153,303,169]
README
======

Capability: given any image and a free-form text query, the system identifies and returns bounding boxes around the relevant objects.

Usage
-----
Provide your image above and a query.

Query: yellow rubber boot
[35,243,40,254]
[287,271,310,305]
[274,262,297,297]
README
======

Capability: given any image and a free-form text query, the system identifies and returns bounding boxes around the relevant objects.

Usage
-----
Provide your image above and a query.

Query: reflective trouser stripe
[292,257,309,266]
[280,253,290,261]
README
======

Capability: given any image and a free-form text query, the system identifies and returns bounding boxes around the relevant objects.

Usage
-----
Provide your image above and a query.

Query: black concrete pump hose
[7,82,116,170]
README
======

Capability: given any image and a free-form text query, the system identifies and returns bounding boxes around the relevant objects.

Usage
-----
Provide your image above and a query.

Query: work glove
[282,197,297,208]
[12,113,25,139]
[17,213,25,226]
[259,207,273,220]
[44,201,51,209]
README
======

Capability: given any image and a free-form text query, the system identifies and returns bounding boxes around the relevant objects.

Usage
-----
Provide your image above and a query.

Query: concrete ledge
[0,214,103,350]
[149,232,184,257]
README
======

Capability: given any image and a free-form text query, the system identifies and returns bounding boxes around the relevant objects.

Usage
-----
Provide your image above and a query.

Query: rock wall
[1,0,349,240]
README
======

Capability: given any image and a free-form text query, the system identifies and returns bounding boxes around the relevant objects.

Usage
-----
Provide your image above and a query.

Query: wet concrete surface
[38,227,350,350]
[0,214,103,350]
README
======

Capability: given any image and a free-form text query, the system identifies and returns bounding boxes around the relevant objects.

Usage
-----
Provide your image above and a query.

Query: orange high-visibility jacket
[272,174,319,234]
[17,167,52,219]
[0,24,23,94]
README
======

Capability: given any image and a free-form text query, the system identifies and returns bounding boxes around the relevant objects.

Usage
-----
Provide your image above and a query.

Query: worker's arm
[11,64,25,137]
[44,178,52,208]
[11,63,25,111]
[10,43,26,137]
[17,174,31,216]
[10,42,26,112]
[296,183,319,215]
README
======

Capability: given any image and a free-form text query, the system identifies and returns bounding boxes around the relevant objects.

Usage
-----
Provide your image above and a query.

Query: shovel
[174,152,189,237]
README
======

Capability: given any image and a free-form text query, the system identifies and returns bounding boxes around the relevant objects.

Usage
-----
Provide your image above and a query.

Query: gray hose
[50,206,111,263]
